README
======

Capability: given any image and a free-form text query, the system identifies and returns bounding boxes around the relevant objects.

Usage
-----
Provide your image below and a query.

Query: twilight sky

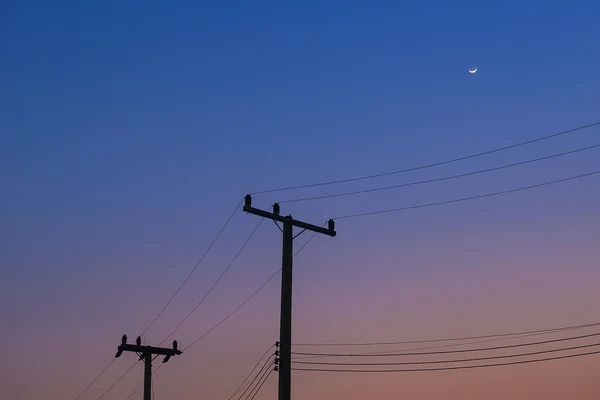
[1,1,600,399]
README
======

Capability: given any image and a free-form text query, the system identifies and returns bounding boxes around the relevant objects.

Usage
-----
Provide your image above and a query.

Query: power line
[291,350,600,373]
[121,230,321,400]
[236,359,275,400]
[291,331,600,357]
[157,217,264,346]
[88,200,245,400]
[280,143,600,204]
[292,325,596,360]
[247,369,274,400]
[183,229,322,351]
[229,344,275,400]
[293,321,600,347]
[74,358,116,400]
[253,120,600,194]
[292,342,600,366]
[141,198,243,336]
[334,170,600,220]
[96,361,139,400]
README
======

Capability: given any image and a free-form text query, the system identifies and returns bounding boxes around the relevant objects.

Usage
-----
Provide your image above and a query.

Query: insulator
[136,336,142,346]
[244,194,252,207]
[121,334,127,344]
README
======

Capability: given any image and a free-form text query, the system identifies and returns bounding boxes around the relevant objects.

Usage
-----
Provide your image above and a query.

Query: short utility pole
[242,194,336,400]
[115,335,182,400]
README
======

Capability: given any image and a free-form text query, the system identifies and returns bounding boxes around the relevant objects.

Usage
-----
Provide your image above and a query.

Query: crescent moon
[468,68,478,74]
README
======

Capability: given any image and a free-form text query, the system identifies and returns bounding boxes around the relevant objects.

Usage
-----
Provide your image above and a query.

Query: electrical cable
[293,320,600,347]
[279,143,600,204]
[334,170,600,220]
[90,199,245,400]
[236,359,274,400]
[157,217,264,346]
[183,227,322,352]
[253,120,600,194]
[292,325,594,360]
[74,358,116,400]
[141,198,243,336]
[292,342,600,366]
[291,331,600,357]
[122,231,321,400]
[96,360,139,400]
[247,368,274,400]
[229,344,276,400]
[291,350,600,373]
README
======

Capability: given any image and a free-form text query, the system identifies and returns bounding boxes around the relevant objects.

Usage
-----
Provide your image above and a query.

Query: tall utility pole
[115,335,182,400]
[243,194,336,400]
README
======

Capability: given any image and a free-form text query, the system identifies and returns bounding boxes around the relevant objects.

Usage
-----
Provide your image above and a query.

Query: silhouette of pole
[280,217,293,400]
[243,195,336,400]
[144,352,152,400]
[115,335,182,400]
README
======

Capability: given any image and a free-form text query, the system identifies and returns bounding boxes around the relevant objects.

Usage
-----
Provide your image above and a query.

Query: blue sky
[2,1,600,399]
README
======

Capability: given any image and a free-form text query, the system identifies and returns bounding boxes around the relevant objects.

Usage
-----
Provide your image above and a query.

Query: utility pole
[243,194,336,400]
[115,335,182,400]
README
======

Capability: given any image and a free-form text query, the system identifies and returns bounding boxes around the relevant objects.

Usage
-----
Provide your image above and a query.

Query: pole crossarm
[243,195,336,237]
[117,344,182,357]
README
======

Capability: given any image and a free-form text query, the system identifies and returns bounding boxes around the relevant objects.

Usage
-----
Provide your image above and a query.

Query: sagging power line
[334,169,600,220]
[291,331,600,357]
[120,233,322,400]
[253,120,600,195]
[293,320,600,347]
[279,143,600,204]
[229,344,277,400]
[292,342,600,366]
[291,350,600,373]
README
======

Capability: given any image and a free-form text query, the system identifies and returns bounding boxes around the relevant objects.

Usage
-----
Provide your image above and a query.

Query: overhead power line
[157,217,264,346]
[291,350,600,373]
[90,200,252,400]
[293,320,600,347]
[236,358,275,400]
[76,199,243,400]
[291,331,600,357]
[183,229,321,352]
[292,325,599,360]
[280,143,600,204]
[141,197,243,335]
[229,344,276,400]
[121,232,321,400]
[96,361,139,400]
[253,120,600,194]
[246,368,275,400]
[74,358,116,400]
[292,342,600,366]
[334,170,600,220]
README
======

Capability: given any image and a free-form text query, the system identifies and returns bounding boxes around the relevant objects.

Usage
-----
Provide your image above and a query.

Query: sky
[1,0,600,399]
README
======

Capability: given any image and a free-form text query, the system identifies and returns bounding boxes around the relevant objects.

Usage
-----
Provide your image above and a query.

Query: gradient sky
[2,1,600,399]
